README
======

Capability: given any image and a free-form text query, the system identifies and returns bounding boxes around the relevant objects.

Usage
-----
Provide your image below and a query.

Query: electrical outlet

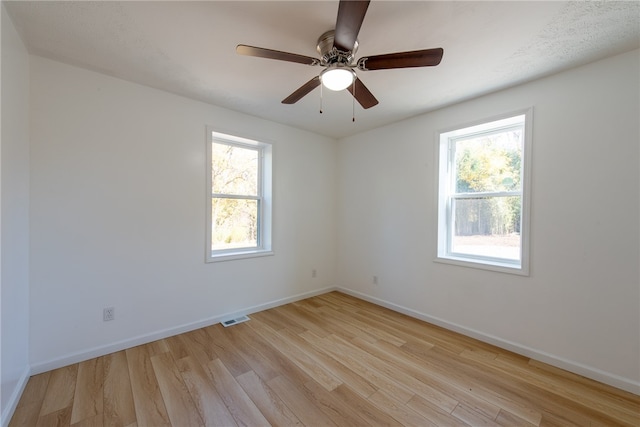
[373,275,378,285]
[312,269,317,278]
[103,307,115,322]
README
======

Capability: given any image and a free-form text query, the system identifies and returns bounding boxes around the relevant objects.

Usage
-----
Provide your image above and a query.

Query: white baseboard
[336,287,640,395]
[1,365,31,427]
[30,286,337,375]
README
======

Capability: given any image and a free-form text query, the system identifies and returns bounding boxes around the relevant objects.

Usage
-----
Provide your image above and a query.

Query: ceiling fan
[236,0,444,110]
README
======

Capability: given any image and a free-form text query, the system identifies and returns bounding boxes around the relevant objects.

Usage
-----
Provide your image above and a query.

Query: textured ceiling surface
[5,1,640,139]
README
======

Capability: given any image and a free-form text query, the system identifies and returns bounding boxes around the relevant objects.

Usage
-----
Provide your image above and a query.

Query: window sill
[206,249,274,263]
[435,255,529,276]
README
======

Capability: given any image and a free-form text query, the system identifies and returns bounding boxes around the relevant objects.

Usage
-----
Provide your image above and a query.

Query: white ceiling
[5,1,640,139]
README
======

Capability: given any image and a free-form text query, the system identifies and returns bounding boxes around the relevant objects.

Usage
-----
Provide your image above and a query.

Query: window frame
[205,128,273,263]
[435,108,532,275]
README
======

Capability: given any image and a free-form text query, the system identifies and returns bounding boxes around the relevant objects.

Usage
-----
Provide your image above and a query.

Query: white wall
[29,56,338,370]
[337,49,640,393]
[1,3,31,424]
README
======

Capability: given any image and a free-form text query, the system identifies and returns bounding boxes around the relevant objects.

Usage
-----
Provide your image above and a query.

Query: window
[436,109,532,274]
[206,129,272,262]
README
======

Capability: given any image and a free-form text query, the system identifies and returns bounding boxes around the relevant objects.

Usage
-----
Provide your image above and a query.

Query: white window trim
[435,108,533,275]
[205,127,273,263]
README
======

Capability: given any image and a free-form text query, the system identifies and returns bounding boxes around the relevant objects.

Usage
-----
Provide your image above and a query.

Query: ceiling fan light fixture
[320,66,355,91]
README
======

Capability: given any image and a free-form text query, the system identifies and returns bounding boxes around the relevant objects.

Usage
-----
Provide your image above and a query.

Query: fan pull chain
[319,82,323,114]
[352,79,356,122]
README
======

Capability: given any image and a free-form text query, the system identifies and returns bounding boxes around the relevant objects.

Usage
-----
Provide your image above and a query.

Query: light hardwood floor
[10,291,640,426]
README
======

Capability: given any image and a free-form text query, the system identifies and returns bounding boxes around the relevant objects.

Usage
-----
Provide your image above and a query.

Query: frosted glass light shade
[321,67,355,91]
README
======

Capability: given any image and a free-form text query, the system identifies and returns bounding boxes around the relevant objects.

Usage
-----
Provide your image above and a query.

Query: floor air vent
[221,315,250,327]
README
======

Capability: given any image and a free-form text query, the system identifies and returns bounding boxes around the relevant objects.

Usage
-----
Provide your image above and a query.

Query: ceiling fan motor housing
[317,30,357,65]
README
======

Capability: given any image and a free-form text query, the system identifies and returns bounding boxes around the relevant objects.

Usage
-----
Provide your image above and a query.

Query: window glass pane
[452,196,521,260]
[211,198,258,250]
[211,143,258,196]
[455,129,522,193]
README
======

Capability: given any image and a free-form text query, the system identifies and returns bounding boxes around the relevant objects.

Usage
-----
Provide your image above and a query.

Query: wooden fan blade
[358,48,444,70]
[236,45,319,66]
[346,78,378,109]
[282,76,321,104]
[334,0,370,52]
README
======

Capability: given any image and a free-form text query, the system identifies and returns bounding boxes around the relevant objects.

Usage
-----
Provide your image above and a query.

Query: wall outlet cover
[103,307,115,322]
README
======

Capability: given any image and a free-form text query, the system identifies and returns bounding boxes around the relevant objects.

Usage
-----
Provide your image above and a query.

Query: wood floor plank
[368,321,508,420]
[407,394,471,427]
[277,328,375,396]
[179,328,220,366]
[368,389,438,427]
[272,328,343,391]
[266,375,337,427]
[238,321,314,387]
[422,346,544,425]
[236,370,303,426]
[529,357,640,402]
[452,403,502,427]
[300,380,371,427]
[276,303,331,337]
[174,356,237,427]
[431,343,626,426]
[331,384,404,426]
[103,351,136,427]
[395,338,520,420]
[485,350,640,424]
[229,321,294,380]
[349,308,443,348]
[144,339,170,356]
[125,345,171,427]
[204,359,270,426]
[293,331,378,398]
[36,406,73,427]
[10,291,640,427]
[246,318,343,391]
[325,306,407,346]
[9,372,51,427]
[295,296,323,309]
[315,291,362,312]
[70,357,104,425]
[150,352,204,427]
[539,409,585,427]
[302,331,415,403]
[461,347,499,362]
[15,372,51,410]
[251,308,306,334]
[350,336,459,412]
[163,334,192,361]
[222,322,281,382]
[357,309,439,351]
[203,325,252,377]
[39,365,78,417]
[353,306,469,354]
[9,403,44,427]
[71,413,103,427]
[365,339,501,420]
[495,409,538,427]
[383,339,503,420]
[313,305,380,343]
